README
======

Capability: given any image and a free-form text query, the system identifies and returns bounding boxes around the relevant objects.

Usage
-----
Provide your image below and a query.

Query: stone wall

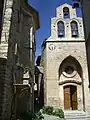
[0,0,39,119]
[41,3,90,113]
[81,0,90,40]
[43,41,89,110]
[0,0,13,119]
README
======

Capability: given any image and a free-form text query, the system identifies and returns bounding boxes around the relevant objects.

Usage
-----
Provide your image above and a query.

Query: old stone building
[72,0,90,88]
[38,3,90,114]
[0,0,39,120]
[79,0,90,88]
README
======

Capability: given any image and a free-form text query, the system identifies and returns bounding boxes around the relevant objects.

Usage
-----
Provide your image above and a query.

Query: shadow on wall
[0,0,4,39]
[0,58,7,115]
[34,56,44,112]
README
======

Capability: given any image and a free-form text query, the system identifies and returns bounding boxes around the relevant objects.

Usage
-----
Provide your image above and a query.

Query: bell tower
[51,3,84,40]
[42,3,90,113]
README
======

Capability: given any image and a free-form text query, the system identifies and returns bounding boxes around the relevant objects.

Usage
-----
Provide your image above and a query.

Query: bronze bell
[58,31,64,37]
[72,30,78,37]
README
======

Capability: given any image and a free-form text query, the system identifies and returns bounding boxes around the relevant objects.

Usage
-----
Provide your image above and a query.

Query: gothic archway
[58,56,85,111]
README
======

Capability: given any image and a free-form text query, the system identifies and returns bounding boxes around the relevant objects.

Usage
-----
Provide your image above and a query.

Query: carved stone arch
[56,18,64,22]
[70,18,80,23]
[58,56,85,111]
[55,19,65,28]
[58,55,83,79]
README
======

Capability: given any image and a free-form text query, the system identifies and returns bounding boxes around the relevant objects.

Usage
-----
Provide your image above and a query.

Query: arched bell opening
[63,7,70,19]
[71,21,79,37]
[57,21,65,38]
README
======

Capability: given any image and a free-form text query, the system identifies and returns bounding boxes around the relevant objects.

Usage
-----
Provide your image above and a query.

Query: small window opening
[63,7,70,19]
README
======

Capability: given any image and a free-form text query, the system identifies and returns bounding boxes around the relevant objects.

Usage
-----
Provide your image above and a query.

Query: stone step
[43,114,65,120]
[43,111,90,120]
[64,111,90,120]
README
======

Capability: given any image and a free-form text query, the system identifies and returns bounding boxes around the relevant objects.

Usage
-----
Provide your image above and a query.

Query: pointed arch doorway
[64,85,77,110]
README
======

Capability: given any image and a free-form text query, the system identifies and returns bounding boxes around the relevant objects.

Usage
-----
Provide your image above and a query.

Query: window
[57,21,65,38]
[65,66,74,74]
[62,64,77,78]
[63,7,70,19]
[71,21,78,37]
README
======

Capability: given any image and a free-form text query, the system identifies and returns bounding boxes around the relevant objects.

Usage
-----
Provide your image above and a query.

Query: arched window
[63,7,70,19]
[57,21,65,38]
[71,21,78,37]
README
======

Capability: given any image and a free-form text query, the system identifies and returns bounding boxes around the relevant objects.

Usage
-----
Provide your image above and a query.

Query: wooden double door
[64,85,77,110]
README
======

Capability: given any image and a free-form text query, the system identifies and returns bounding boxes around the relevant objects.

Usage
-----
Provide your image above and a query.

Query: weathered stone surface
[40,3,90,115]
[0,0,39,120]
[43,114,65,120]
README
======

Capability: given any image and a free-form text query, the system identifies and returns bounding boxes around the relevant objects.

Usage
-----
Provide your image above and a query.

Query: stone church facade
[40,3,90,113]
[0,0,39,120]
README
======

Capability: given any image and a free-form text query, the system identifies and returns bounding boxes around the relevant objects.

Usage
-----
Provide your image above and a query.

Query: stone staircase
[64,110,90,120]
[43,111,90,120]
[44,114,65,120]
